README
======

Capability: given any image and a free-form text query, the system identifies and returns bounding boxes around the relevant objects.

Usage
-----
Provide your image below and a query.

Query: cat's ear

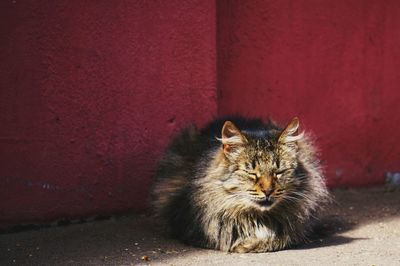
[220,121,247,156]
[278,117,303,144]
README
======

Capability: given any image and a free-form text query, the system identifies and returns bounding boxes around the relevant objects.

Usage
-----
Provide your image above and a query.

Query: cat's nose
[258,176,273,196]
[261,187,273,196]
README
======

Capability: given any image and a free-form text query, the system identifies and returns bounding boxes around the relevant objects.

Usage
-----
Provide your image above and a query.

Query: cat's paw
[230,239,262,253]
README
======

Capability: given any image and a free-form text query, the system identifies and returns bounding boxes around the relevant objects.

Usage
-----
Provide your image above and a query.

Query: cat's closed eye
[275,168,292,175]
[274,168,293,180]
[245,169,258,176]
[238,169,258,181]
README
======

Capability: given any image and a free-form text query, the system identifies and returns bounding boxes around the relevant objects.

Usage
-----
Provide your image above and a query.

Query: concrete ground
[1,187,399,266]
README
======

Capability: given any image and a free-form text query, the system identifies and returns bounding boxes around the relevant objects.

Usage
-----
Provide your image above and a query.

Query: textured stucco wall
[217,0,400,186]
[0,0,217,228]
[2,0,400,228]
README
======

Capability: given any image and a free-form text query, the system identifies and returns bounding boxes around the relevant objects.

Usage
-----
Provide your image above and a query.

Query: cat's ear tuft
[220,121,247,154]
[278,117,303,144]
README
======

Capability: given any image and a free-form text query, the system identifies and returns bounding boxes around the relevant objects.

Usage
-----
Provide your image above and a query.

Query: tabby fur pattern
[152,117,329,252]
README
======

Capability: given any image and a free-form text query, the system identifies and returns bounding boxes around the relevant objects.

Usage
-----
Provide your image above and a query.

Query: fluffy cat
[152,117,329,253]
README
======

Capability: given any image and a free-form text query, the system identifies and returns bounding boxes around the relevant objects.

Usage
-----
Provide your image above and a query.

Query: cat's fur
[152,117,329,253]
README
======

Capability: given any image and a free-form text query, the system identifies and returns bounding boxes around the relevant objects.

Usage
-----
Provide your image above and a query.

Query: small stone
[141,255,150,261]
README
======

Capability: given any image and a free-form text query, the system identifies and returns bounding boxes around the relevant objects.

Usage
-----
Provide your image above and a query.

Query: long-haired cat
[152,117,329,252]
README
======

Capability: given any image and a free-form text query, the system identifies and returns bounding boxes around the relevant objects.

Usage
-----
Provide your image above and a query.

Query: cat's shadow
[296,235,366,250]
[294,215,366,250]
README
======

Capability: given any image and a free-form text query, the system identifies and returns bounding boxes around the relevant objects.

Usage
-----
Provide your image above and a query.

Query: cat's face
[219,118,303,212]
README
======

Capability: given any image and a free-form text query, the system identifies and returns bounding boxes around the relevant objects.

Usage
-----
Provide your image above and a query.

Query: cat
[152,116,329,253]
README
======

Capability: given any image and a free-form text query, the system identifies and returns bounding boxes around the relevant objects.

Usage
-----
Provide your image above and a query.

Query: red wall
[0,0,217,228]
[218,0,400,187]
[2,0,400,228]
